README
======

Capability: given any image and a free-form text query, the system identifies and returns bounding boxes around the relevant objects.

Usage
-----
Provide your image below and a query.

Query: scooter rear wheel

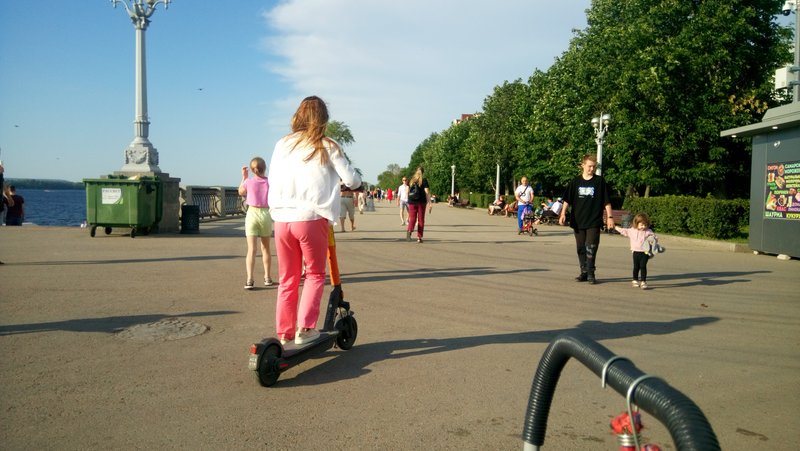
[256,344,282,387]
[335,315,358,350]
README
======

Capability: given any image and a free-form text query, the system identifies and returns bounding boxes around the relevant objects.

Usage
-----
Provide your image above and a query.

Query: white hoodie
[268,134,361,224]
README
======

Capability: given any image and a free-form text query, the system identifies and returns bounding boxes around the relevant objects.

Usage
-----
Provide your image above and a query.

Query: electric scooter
[248,226,358,387]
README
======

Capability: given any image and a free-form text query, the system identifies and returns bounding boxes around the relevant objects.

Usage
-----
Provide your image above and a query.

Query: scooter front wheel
[335,315,358,350]
[256,343,282,387]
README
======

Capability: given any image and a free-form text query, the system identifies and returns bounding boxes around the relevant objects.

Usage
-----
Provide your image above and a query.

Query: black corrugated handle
[521,332,719,451]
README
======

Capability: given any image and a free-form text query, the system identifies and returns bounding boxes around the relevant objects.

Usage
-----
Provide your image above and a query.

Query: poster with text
[764,160,800,219]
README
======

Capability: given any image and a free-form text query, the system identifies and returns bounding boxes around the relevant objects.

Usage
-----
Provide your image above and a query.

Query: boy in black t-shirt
[559,154,615,284]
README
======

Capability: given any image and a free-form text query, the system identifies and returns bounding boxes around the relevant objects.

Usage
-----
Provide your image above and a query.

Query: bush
[622,196,748,239]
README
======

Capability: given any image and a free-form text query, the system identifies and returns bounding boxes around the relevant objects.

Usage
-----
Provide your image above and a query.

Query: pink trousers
[273,218,329,340]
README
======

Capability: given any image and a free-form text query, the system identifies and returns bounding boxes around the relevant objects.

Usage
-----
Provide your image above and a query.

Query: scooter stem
[327,226,342,286]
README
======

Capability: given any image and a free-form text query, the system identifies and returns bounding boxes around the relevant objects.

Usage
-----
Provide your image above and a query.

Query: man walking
[514,176,534,233]
[397,177,410,225]
[559,154,615,284]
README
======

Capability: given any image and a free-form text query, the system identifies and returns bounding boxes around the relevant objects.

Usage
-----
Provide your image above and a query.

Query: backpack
[408,183,424,202]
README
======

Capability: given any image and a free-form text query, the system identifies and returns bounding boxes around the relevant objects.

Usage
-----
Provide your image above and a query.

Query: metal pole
[495,163,500,201]
[134,24,149,144]
[112,0,170,173]
[795,5,799,102]
[596,137,604,176]
[450,165,455,198]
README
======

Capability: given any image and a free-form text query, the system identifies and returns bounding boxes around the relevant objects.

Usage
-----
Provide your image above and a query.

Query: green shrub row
[459,192,749,240]
[622,195,749,239]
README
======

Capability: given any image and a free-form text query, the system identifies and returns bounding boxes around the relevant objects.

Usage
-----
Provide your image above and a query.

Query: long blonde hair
[409,166,425,187]
[290,95,340,165]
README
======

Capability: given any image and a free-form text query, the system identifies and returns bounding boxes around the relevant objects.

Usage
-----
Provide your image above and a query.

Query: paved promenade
[1,203,797,450]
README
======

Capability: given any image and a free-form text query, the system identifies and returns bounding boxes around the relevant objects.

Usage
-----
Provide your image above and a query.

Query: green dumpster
[84,176,162,238]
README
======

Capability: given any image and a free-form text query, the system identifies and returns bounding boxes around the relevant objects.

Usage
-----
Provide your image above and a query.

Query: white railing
[180,186,246,219]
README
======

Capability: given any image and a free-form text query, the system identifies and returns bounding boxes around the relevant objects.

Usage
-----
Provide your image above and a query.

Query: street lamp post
[591,113,611,176]
[450,165,456,199]
[495,162,500,201]
[112,0,170,173]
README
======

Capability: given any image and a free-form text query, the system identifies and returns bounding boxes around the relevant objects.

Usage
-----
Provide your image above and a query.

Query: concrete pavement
[0,202,797,450]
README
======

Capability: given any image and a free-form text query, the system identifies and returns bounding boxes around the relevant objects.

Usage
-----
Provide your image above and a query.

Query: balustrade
[180,186,246,220]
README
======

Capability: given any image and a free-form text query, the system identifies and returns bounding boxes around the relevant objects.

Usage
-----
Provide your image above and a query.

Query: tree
[325,120,362,176]
[376,164,405,190]
[402,0,790,199]
[326,120,355,146]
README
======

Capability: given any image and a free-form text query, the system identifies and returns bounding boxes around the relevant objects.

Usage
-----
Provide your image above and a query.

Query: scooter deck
[280,331,337,355]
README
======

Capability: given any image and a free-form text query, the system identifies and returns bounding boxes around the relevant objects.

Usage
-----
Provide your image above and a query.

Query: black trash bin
[181,204,200,234]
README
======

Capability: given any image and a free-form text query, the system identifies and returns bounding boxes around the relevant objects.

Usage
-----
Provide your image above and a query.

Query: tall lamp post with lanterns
[112,0,171,173]
[107,0,182,233]
[591,113,611,176]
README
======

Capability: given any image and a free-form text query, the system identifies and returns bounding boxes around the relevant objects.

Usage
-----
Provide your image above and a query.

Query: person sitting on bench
[488,195,506,215]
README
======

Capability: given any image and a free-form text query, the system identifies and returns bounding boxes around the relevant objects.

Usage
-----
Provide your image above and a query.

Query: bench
[603,209,631,232]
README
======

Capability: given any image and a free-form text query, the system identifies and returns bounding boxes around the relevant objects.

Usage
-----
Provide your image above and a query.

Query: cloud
[260,0,588,180]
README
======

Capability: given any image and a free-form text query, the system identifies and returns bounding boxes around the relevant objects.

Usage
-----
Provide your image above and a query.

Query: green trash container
[84,176,162,238]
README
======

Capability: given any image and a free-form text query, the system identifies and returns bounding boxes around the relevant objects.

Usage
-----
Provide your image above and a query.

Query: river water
[7,189,86,227]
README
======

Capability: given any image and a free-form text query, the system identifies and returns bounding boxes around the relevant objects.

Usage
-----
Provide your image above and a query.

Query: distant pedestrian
[357,190,366,214]
[514,176,534,232]
[0,164,13,264]
[406,166,431,243]
[615,213,655,290]
[268,95,361,345]
[339,182,357,232]
[5,185,24,226]
[559,154,614,284]
[397,177,409,225]
[238,157,274,289]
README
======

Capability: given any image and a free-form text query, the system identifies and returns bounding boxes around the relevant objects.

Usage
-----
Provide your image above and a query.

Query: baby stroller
[519,206,539,236]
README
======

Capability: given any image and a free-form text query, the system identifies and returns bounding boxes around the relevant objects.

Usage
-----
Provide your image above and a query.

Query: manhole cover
[116,318,208,342]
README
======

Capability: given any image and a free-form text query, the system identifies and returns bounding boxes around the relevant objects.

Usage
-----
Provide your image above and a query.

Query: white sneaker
[295,328,320,345]
[640,282,648,290]
[265,277,274,286]
[631,280,639,288]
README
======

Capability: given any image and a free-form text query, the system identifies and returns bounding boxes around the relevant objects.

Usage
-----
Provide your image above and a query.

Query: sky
[0,0,591,186]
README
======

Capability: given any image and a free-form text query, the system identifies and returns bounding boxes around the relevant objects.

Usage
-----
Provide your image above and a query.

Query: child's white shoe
[640,282,648,290]
[631,280,639,288]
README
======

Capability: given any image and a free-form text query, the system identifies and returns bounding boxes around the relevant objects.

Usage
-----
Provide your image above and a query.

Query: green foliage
[326,120,363,177]
[396,0,790,201]
[376,164,405,191]
[326,120,355,146]
[623,195,749,239]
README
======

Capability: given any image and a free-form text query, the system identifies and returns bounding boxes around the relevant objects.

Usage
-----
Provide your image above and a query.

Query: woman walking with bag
[405,166,431,243]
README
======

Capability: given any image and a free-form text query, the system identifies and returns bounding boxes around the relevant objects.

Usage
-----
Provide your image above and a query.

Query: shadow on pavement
[341,266,548,284]
[275,316,720,387]
[10,255,240,266]
[0,310,239,336]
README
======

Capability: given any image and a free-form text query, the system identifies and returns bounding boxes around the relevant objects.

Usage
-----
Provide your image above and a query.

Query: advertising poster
[764,160,800,219]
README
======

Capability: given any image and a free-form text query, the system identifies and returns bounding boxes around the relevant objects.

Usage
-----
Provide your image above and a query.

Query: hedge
[622,196,749,240]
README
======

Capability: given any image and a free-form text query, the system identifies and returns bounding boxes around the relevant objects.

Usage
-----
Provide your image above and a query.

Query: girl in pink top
[238,157,273,290]
[615,213,655,290]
